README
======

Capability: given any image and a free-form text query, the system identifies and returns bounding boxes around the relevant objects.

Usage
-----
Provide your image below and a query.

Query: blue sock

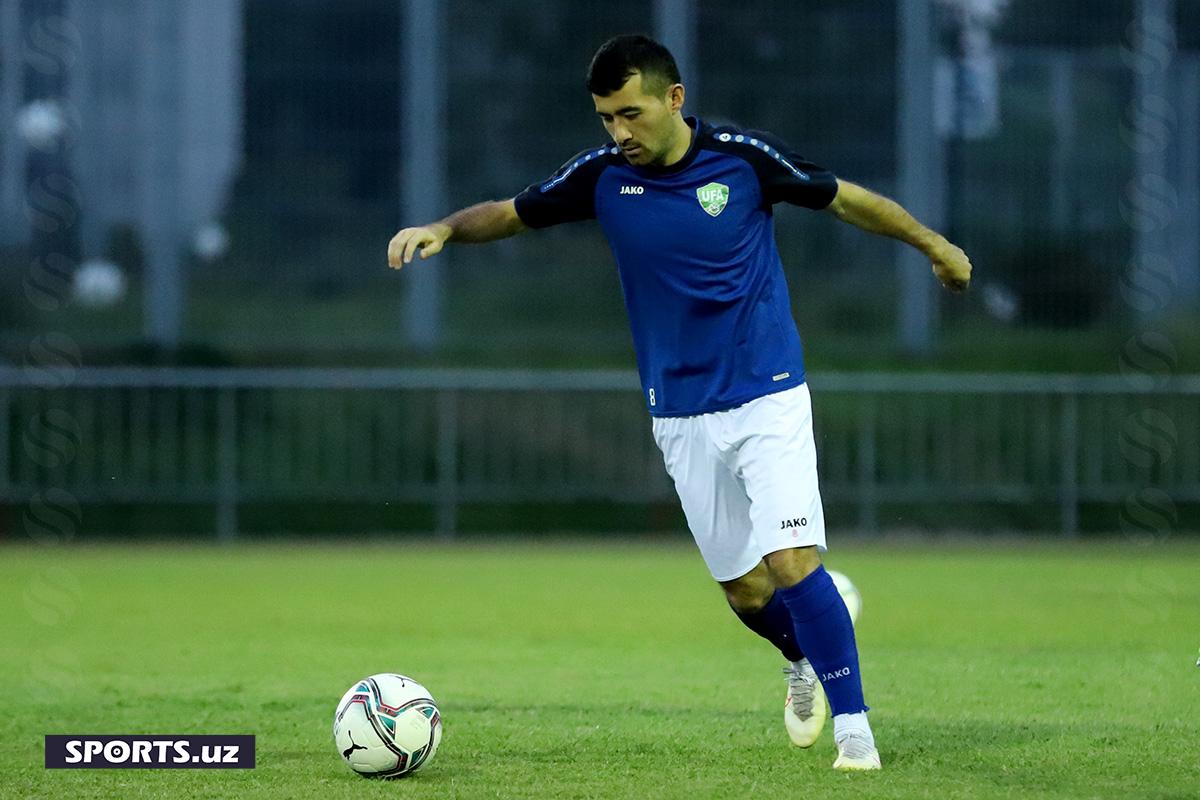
[778,565,868,715]
[732,591,805,662]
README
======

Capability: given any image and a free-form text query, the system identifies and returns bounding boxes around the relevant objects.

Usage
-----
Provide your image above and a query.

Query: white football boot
[783,659,827,747]
[832,730,882,771]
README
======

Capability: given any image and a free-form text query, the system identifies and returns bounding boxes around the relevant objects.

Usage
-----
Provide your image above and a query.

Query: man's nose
[611,122,631,143]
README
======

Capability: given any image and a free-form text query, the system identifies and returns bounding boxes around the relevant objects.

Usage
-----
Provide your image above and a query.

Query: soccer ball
[828,569,862,625]
[333,674,442,778]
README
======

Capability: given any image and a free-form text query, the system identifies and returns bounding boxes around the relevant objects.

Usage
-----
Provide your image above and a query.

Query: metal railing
[1,368,1197,538]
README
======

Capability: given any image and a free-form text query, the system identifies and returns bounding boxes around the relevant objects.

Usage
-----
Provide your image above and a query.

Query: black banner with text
[45,735,255,769]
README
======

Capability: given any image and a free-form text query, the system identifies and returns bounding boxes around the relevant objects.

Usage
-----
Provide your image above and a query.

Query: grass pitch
[1,538,1197,799]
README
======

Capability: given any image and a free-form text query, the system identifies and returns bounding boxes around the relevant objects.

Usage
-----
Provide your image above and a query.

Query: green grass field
[1,539,1197,799]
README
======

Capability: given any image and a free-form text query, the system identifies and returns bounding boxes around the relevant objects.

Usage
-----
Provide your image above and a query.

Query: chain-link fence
[1,0,1197,369]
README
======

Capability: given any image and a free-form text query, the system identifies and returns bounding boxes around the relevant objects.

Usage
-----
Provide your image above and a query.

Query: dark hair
[586,34,682,97]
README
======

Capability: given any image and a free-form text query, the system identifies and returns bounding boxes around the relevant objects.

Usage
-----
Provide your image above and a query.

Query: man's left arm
[825,179,972,293]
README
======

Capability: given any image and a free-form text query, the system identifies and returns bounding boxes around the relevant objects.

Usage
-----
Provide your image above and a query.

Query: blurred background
[0,0,1197,538]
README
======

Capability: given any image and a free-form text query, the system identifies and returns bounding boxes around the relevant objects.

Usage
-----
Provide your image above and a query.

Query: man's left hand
[929,240,972,293]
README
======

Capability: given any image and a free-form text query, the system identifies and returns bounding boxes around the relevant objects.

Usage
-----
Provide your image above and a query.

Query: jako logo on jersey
[780,517,808,529]
[620,185,644,195]
[821,667,851,682]
[696,181,729,216]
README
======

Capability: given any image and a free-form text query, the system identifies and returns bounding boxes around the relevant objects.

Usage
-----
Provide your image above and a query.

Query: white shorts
[650,383,827,582]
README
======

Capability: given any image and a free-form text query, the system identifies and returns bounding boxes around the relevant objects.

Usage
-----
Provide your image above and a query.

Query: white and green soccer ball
[828,569,862,625]
[333,673,442,778]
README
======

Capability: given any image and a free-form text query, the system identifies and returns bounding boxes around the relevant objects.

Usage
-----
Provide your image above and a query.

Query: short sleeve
[743,130,839,210]
[513,147,612,229]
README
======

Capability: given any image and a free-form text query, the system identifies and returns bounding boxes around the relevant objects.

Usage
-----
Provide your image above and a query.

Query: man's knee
[720,561,774,613]
[763,546,822,588]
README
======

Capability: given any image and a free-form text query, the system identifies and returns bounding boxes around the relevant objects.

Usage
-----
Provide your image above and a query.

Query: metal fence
[2,368,1197,539]
[4,1,1198,360]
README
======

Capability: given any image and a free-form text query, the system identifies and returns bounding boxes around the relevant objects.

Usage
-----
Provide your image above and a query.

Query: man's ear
[668,83,686,113]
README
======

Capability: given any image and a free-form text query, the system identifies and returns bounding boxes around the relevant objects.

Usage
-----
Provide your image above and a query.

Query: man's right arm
[387,198,526,268]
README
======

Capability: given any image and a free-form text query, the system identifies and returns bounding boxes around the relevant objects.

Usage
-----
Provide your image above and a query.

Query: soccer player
[387,34,971,771]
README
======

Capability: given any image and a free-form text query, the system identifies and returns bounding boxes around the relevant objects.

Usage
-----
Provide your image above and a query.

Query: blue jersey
[513,117,838,417]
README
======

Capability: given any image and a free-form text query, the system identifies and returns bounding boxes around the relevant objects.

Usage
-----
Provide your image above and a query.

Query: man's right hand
[387,222,451,269]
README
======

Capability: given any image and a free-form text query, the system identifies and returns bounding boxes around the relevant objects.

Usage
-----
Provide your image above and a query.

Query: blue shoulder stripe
[540,146,620,192]
[710,130,811,181]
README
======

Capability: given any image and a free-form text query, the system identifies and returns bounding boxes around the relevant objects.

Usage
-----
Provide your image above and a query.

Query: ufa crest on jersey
[696,182,729,217]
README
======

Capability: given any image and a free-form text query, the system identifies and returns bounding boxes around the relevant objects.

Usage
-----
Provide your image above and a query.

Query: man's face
[592,71,680,166]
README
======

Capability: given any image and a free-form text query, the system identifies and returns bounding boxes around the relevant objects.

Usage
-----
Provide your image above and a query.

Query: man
[388,34,972,771]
